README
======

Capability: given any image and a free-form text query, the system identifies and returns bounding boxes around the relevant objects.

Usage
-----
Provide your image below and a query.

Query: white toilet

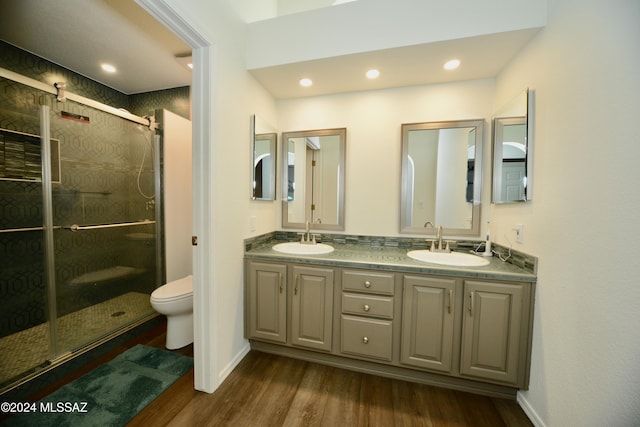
[150,275,193,349]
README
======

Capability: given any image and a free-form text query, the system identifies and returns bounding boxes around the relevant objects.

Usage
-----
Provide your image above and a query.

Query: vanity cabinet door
[291,265,334,352]
[460,280,524,386]
[401,276,457,373]
[247,262,287,344]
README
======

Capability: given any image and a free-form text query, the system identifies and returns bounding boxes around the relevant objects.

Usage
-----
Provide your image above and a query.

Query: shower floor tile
[0,292,154,386]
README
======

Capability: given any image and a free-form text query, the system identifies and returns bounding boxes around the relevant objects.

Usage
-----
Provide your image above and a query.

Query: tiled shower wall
[0,41,191,338]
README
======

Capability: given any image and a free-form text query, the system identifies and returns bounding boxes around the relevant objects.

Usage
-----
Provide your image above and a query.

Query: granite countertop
[245,240,537,284]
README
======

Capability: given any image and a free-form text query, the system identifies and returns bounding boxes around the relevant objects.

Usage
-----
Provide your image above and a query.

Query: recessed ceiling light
[366,69,380,79]
[443,59,461,70]
[299,78,313,87]
[175,55,193,71]
[101,63,117,73]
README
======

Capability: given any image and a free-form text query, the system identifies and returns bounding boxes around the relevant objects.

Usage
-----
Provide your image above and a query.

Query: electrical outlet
[514,224,524,243]
[249,216,257,232]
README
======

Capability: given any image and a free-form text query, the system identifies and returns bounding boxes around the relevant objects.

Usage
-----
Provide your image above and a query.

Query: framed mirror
[251,115,277,200]
[400,119,484,236]
[281,128,346,231]
[492,89,533,203]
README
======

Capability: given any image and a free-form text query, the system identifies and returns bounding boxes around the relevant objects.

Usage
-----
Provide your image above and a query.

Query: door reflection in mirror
[253,132,276,199]
[492,117,526,202]
[251,115,277,201]
[491,88,533,203]
[282,128,346,231]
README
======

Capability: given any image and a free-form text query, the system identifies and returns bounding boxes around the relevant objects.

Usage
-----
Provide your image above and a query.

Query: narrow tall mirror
[282,128,346,231]
[492,89,533,203]
[400,119,484,236]
[251,115,277,200]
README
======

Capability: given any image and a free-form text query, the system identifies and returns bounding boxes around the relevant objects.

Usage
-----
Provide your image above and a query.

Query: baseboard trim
[218,342,251,385]
[517,392,545,427]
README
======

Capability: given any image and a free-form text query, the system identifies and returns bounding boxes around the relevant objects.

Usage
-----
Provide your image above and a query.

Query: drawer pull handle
[363,304,370,312]
[294,275,299,296]
[362,336,369,344]
[364,280,372,288]
[279,273,283,294]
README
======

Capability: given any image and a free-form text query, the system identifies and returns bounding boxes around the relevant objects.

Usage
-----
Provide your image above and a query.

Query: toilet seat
[151,275,193,303]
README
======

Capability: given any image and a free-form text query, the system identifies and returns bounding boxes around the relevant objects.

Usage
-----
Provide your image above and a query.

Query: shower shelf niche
[0,128,61,183]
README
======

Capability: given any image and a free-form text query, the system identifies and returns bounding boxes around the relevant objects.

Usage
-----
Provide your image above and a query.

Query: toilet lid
[152,275,193,299]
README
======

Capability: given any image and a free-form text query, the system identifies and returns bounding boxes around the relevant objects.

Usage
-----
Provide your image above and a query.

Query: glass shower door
[0,75,162,392]
[47,100,160,355]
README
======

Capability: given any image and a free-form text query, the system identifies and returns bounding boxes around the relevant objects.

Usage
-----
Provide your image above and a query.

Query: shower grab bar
[0,226,62,234]
[64,220,155,232]
[1,221,154,234]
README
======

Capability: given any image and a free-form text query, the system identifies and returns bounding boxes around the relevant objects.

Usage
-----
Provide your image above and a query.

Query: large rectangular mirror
[251,115,277,200]
[400,119,484,236]
[492,89,533,203]
[282,128,346,231]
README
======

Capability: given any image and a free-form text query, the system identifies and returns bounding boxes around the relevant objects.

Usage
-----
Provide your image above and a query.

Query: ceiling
[0,0,540,99]
[0,0,192,95]
[248,29,540,99]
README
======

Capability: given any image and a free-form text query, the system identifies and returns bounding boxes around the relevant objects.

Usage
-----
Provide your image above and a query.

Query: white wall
[162,110,193,282]
[277,79,495,237]
[491,0,640,425]
[144,0,279,392]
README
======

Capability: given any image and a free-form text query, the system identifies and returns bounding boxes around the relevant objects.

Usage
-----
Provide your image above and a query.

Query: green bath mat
[2,344,193,427]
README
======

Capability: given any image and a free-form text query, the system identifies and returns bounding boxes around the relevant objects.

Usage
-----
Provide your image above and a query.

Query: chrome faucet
[299,220,316,244]
[429,225,451,253]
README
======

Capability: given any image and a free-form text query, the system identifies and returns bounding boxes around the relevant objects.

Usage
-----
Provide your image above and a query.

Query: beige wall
[276,79,495,237]
[491,0,640,425]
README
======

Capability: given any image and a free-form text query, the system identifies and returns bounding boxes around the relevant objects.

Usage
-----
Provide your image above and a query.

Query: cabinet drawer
[342,293,393,319]
[341,315,393,361]
[342,270,394,295]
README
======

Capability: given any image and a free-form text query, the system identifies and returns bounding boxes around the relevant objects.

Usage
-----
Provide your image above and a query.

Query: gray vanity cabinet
[245,255,535,396]
[246,260,334,351]
[247,261,287,344]
[291,265,334,351]
[401,275,457,373]
[460,280,527,386]
[400,276,532,388]
[340,270,396,362]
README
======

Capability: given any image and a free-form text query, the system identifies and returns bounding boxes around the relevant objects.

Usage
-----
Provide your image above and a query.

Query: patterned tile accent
[129,87,191,121]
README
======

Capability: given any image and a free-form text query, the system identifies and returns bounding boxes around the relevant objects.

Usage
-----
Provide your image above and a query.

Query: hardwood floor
[8,320,532,426]
[129,338,533,426]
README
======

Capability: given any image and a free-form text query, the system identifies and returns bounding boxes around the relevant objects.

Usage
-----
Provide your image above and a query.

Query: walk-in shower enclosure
[0,73,163,391]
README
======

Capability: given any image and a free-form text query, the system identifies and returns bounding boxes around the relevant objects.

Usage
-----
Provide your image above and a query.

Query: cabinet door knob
[362,336,369,344]
[364,280,371,288]
[363,304,370,312]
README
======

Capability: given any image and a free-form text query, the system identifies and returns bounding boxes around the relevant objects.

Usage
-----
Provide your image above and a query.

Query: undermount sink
[407,250,490,267]
[272,242,335,255]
